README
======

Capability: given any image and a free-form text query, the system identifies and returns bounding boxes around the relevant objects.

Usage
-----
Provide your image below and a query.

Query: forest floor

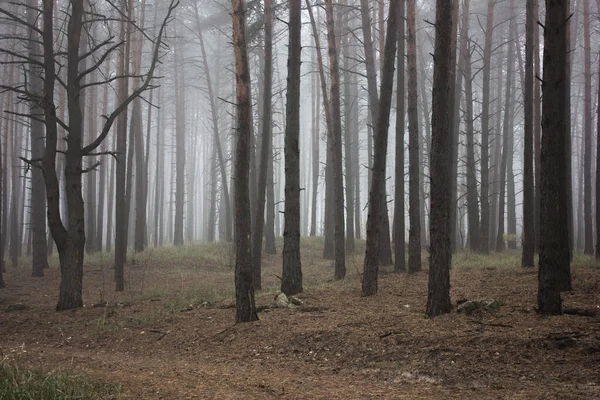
[1,238,599,399]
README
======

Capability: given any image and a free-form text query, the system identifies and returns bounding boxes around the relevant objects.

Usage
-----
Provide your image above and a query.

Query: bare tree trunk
[583,0,594,254]
[27,0,49,275]
[342,3,355,253]
[479,0,494,254]
[407,0,421,272]
[192,13,232,243]
[251,0,274,290]
[522,0,536,266]
[173,28,185,246]
[426,0,455,318]
[114,0,132,291]
[596,0,600,259]
[363,0,400,296]
[461,0,480,253]
[495,17,515,253]
[281,0,303,296]
[538,0,570,314]
[265,140,276,253]
[393,0,406,273]
[310,42,319,237]
[95,60,111,253]
[232,0,258,323]
[325,0,346,279]
[534,0,541,254]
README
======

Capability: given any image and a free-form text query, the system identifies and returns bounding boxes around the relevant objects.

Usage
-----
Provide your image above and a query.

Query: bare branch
[81,0,179,155]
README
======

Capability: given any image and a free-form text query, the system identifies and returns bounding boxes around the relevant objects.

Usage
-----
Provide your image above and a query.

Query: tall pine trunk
[407,0,421,272]
[325,0,346,279]
[393,0,406,273]
[426,0,455,318]
[232,0,258,323]
[281,0,303,296]
[538,0,570,314]
[362,0,400,295]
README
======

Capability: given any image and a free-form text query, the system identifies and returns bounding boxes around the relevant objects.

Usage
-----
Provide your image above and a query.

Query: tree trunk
[394,0,406,273]
[479,0,494,254]
[407,0,421,272]
[583,0,593,254]
[596,0,600,259]
[281,0,303,296]
[325,0,346,279]
[232,0,258,323]
[250,0,274,290]
[362,0,400,296]
[154,84,163,247]
[173,29,185,246]
[522,0,536,267]
[426,0,455,318]
[461,0,480,253]
[192,12,233,243]
[534,0,541,254]
[27,0,49,276]
[342,4,355,253]
[114,0,132,291]
[538,0,570,315]
[310,42,319,237]
[495,18,515,253]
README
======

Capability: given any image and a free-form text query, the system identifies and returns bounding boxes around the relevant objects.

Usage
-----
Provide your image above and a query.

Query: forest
[0,0,599,398]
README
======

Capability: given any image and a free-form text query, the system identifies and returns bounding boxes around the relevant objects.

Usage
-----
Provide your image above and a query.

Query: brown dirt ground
[0,247,599,399]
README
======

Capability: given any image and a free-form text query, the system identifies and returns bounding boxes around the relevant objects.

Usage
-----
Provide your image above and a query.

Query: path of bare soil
[1,247,599,399]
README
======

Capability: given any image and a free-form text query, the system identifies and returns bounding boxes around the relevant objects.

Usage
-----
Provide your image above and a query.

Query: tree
[362,0,400,296]
[0,0,176,309]
[251,0,275,289]
[596,1,600,260]
[460,0,480,253]
[359,0,393,267]
[495,7,516,253]
[232,0,258,323]
[406,0,421,273]
[479,0,495,254]
[582,0,593,255]
[426,0,455,318]
[173,24,186,247]
[522,0,536,267]
[393,0,406,273]
[114,0,133,292]
[325,0,345,279]
[27,0,49,276]
[281,0,303,296]
[538,0,570,315]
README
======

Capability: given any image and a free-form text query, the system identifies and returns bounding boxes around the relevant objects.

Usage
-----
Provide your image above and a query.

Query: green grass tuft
[0,361,120,399]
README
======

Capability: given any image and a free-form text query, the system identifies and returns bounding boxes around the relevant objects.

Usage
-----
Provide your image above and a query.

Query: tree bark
[250,0,274,290]
[342,3,355,253]
[479,0,494,254]
[461,0,480,253]
[281,0,303,296]
[596,0,600,259]
[27,0,49,276]
[407,0,421,272]
[426,0,455,318]
[173,28,185,247]
[232,0,258,322]
[114,0,132,291]
[325,0,346,279]
[362,0,400,296]
[522,0,536,267]
[583,0,593,254]
[538,0,570,315]
[393,0,406,273]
